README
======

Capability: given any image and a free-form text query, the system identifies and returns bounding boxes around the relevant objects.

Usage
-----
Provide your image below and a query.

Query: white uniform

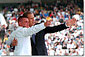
[6,23,46,55]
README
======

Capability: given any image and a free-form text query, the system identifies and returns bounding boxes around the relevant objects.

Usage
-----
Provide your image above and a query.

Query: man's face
[22,18,29,28]
[27,13,35,27]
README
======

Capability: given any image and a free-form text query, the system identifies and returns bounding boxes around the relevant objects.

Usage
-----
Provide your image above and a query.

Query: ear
[18,22,22,26]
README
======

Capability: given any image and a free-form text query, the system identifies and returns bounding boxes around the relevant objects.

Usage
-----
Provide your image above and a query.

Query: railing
[0,0,28,3]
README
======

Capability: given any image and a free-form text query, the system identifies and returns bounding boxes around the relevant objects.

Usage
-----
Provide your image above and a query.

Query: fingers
[71,18,76,24]
[66,18,77,27]
[12,38,18,46]
[13,38,17,41]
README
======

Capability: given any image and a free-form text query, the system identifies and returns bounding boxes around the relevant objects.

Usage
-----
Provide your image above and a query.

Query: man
[22,11,76,55]
[13,11,76,55]
[6,16,52,55]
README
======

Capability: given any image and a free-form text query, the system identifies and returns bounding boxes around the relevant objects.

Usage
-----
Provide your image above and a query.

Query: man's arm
[45,23,69,33]
[22,21,51,37]
[45,18,76,33]
[23,23,45,36]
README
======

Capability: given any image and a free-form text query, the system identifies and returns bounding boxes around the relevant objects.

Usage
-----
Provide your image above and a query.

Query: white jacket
[6,23,46,55]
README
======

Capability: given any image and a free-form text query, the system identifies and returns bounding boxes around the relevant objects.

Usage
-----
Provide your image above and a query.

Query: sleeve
[22,23,46,37]
[45,23,69,33]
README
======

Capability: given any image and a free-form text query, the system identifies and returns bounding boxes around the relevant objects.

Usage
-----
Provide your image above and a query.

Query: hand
[44,20,52,27]
[66,18,76,27]
[12,38,17,46]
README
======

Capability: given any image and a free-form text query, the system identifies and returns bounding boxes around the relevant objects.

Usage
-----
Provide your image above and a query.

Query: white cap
[14,8,18,12]
[72,14,80,20]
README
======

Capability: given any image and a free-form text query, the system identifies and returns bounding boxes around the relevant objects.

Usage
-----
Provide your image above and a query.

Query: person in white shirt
[6,16,52,55]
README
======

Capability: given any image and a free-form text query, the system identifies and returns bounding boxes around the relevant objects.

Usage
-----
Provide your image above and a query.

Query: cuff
[40,23,46,29]
[65,22,70,27]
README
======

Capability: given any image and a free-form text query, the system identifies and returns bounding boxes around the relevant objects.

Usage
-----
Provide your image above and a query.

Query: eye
[25,21,28,23]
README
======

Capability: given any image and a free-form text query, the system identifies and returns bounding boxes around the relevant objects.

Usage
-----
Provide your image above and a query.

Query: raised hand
[66,18,77,27]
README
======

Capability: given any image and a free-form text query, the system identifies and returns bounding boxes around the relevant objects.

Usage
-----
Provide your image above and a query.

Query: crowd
[0,0,84,56]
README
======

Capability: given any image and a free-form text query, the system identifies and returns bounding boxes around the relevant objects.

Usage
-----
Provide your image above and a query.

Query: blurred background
[0,0,84,56]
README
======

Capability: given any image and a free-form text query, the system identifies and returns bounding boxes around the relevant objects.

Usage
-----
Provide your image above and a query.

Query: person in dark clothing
[23,11,76,55]
[0,25,6,42]
[32,23,68,55]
